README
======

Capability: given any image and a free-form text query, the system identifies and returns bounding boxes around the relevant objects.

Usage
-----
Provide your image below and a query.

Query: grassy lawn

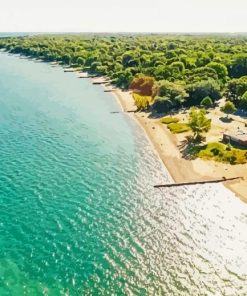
[167,122,191,134]
[160,117,179,124]
[195,142,247,164]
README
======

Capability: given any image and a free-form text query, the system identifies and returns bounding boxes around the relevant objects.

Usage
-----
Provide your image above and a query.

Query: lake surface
[0,52,247,295]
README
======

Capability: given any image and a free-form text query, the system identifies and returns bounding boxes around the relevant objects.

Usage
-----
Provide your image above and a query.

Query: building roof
[224,132,247,143]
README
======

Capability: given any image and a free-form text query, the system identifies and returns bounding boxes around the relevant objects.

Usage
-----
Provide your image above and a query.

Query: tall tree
[188,108,211,140]
[186,79,221,106]
[130,75,156,96]
[206,62,228,79]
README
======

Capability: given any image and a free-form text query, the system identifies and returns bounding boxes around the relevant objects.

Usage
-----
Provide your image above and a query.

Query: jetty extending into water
[64,68,77,72]
[110,110,136,114]
[154,177,242,188]
[92,80,109,85]
[104,88,117,92]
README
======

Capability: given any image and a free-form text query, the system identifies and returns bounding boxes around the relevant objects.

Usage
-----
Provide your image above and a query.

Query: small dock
[110,110,136,114]
[154,177,242,188]
[64,68,76,72]
[78,73,96,78]
[104,88,117,92]
[92,80,109,85]
[78,73,89,78]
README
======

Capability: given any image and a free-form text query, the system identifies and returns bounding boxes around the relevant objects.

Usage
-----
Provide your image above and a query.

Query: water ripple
[0,52,247,295]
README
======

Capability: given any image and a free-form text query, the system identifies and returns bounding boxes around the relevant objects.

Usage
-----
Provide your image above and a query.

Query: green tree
[155,80,188,107]
[206,62,228,79]
[170,61,185,72]
[200,96,213,108]
[226,76,247,99]
[153,65,171,80]
[240,91,247,111]
[167,42,177,50]
[76,56,85,66]
[122,51,139,68]
[114,69,133,89]
[165,50,177,59]
[186,79,221,106]
[229,54,247,78]
[190,67,218,82]
[196,54,211,67]
[220,101,237,117]
[62,53,71,65]
[188,108,211,140]
[152,97,175,113]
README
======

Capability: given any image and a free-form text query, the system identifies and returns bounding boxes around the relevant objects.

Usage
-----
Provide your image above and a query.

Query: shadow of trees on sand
[179,136,206,160]
[219,116,233,123]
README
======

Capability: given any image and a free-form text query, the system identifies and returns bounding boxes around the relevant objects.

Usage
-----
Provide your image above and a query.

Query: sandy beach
[105,85,247,202]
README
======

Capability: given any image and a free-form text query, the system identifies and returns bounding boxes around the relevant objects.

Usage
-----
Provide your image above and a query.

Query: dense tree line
[1,34,247,112]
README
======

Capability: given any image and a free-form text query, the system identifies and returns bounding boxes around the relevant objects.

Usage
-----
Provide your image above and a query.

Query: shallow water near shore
[0,52,247,295]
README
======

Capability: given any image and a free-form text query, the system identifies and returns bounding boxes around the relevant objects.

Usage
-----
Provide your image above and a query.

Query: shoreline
[2,52,246,202]
[111,88,175,184]
[107,86,247,203]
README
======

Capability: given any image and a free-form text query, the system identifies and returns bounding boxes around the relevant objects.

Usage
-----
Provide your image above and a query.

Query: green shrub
[197,142,247,164]
[160,117,179,124]
[240,91,247,111]
[200,96,213,108]
[211,147,220,156]
[152,97,175,113]
[220,101,237,115]
[167,123,190,133]
[226,143,232,151]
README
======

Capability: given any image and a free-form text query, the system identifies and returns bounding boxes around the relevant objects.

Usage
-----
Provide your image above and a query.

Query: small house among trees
[223,132,247,147]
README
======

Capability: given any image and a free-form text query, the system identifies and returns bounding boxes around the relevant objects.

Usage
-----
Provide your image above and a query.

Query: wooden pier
[154,177,242,188]
[64,68,76,72]
[110,110,136,114]
[92,81,109,85]
[104,89,117,92]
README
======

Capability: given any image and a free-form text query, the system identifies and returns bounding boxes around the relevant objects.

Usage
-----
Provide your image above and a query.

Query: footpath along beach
[94,79,247,202]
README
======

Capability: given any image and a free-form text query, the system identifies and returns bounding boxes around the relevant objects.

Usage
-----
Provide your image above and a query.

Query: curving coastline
[104,84,247,202]
[3,52,246,201]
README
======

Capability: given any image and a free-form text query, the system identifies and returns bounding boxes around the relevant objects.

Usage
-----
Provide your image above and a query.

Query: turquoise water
[0,52,247,295]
